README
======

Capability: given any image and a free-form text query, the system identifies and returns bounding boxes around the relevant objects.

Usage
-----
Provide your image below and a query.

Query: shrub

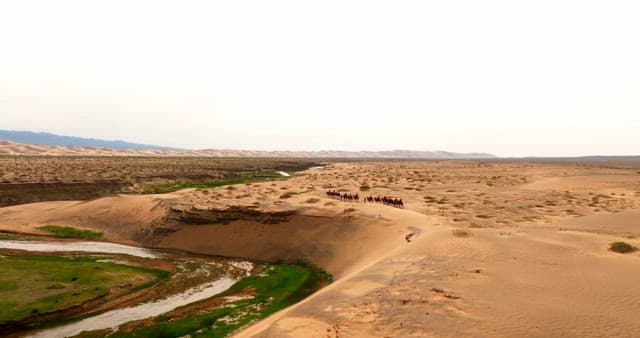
[46,283,66,290]
[38,225,102,239]
[452,229,472,238]
[359,184,371,191]
[609,242,635,253]
[279,192,295,199]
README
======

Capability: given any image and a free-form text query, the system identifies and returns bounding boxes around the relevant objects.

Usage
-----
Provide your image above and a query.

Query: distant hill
[0,130,495,159]
[0,141,495,159]
[0,130,176,150]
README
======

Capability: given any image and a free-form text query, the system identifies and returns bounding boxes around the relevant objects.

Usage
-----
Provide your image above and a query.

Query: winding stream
[0,240,242,338]
[27,277,238,338]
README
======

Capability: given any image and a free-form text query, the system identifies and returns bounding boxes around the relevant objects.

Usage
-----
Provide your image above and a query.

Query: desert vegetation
[82,263,331,338]
[609,241,635,253]
[452,229,473,237]
[144,170,285,194]
[0,255,167,323]
[0,157,318,207]
[38,225,103,239]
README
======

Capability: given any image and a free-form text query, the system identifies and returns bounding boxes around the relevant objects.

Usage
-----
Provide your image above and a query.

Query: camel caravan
[325,190,404,208]
[325,190,359,201]
[363,195,404,208]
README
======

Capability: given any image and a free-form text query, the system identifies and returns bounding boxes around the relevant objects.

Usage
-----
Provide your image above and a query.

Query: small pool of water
[0,240,159,258]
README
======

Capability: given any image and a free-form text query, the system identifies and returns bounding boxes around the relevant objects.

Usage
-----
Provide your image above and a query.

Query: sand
[1,160,640,337]
[0,140,491,159]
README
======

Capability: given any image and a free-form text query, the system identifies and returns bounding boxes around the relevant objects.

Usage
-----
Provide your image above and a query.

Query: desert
[3,1,639,336]
[1,158,639,337]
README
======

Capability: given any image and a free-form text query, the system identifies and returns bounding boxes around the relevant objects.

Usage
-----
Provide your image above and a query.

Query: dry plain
[0,156,316,207]
[1,159,640,337]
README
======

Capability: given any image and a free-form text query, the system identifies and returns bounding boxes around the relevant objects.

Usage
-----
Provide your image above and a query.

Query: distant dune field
[0,140,494,159]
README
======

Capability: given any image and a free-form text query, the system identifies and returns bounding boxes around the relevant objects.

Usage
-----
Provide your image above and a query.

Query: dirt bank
[0,181,129,207]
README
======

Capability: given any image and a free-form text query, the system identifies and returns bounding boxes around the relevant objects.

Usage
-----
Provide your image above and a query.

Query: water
[27,277,238,338]
[0,240,244,337]
[0,240,159,258]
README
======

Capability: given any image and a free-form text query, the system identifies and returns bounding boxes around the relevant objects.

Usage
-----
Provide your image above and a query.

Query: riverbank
[0,238,330,338]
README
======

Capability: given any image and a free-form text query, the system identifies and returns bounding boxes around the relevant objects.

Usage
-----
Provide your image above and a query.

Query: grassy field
[38,225,103,239]
[84,263,331,338]
[144,170,286,194]
[0,255,168,323]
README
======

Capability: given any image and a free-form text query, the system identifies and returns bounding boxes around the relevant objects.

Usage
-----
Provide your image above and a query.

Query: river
[0,239,242,338]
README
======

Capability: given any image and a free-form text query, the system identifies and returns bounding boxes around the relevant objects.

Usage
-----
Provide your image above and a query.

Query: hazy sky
[1,1,639,156]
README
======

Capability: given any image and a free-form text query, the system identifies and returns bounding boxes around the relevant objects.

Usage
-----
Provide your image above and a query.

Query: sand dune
[0,140,493,159]
[1,160,640,337]
[0,195,167,241]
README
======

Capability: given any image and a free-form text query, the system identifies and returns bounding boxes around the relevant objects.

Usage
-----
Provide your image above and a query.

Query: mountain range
[0,130,176,150]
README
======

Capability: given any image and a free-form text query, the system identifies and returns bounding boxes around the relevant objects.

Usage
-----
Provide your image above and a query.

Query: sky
[1,0,639,157]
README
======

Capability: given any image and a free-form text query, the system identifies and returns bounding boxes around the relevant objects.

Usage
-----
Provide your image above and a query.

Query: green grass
[0,255,168,323]
[144,170,284,194]
[609,241,635,253]
[101,263,331,338]
[38,225,103,239]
